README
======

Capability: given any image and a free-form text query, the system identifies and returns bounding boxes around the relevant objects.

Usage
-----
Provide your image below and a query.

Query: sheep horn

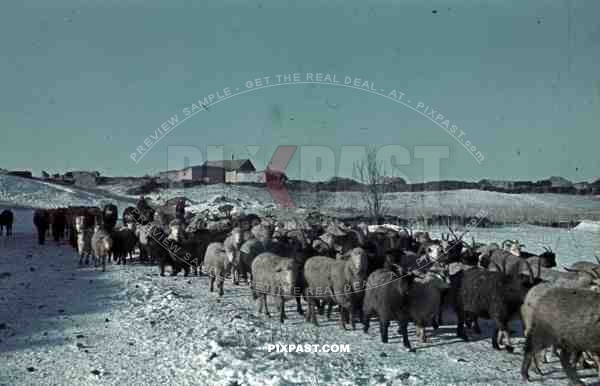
[592,267,600,280]
[595,255,600,265]
[447,226,459,241]
[563,266,596,279]
[502,239,513,248]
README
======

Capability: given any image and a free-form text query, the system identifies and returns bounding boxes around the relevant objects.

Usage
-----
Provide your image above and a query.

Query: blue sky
[1,0,598,182]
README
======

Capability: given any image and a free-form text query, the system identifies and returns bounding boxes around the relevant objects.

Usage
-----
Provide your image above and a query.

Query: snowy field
[1,175,600,385]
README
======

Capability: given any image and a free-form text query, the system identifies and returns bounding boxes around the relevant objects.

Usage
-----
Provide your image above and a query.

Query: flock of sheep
[13,201,600,385]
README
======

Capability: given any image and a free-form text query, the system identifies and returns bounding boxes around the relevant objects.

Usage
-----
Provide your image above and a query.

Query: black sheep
[33,209,50,245]
[111,228,138,265]
[521,287,600,385]
[0,209,14,237]
[450,259,539,352]
[143,224,190,276]
[362,266,416,351]
[102,204,118,232]
[50,208,67,242]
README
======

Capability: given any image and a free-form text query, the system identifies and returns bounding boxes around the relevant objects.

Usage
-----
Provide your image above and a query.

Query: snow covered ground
[1,216,599,386]
[1,176,599,385]
[97,181,600,224]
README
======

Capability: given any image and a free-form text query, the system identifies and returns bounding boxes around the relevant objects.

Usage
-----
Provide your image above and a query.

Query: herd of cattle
[1,202,599,384]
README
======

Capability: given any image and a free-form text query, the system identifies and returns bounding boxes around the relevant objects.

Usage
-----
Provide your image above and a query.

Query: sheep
[303,248,368,330]
[520,246,557,268]
[237,238,267,284]
[75,215,93,265]
[251,251,303,323]
[362,265,416,351]
[50,208,67,242]
[521,287,600,385]
[111,227,138,265]
[138,222,189,275]
[203,241,234,296]
[521,266,600,373]
[566,257,600,277]
[135,222,153,263]
[0,209,14,238]
[101,203,118,232]
[167,219,210,275]
[33,209,50,245]
[122,206,138,226]
[223,228,244,284]
[502,239,525,256]
[91,227,113,272]
[398,243,443,275]
[484,248,554,275]
[405,267,451,343]
[451,258,539,352]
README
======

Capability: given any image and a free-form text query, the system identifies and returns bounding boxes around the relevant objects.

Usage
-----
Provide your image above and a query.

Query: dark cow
[0,209,14,238]
[33,209,50,245]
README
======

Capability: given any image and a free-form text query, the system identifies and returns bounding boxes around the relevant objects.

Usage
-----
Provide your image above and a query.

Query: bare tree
[353,144,388,224]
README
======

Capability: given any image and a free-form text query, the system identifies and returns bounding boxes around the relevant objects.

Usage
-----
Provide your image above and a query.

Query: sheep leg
[588,352,600,378]
[232,269,240,286]
[558,348,585,386]
[209,276,214,292]
[362,308,371,334]
[338,309,348,331]
[263,294,271,318]
[326,302,333,320]
[311,300,319,325]
[416,323,430,343]
[399,321,414,352]
[218,277,224,297]
[493,321,513,353]
[295,296,303,316]
[317,301,325,316]
[101,256,106,272]
[532,350,545,375]
[309,299,319,326]
[456,309,468,341]
[379,319,390,343]
[279,297,285,323]
[521,335,535,382]
[257,295,264,315]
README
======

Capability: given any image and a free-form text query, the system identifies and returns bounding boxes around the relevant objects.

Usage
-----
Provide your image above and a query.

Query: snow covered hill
[2,174,599,224]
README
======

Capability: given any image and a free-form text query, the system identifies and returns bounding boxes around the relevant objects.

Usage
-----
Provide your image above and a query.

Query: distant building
[548,176,573,188]
[63,171,99,187]
[160,159,256,183]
